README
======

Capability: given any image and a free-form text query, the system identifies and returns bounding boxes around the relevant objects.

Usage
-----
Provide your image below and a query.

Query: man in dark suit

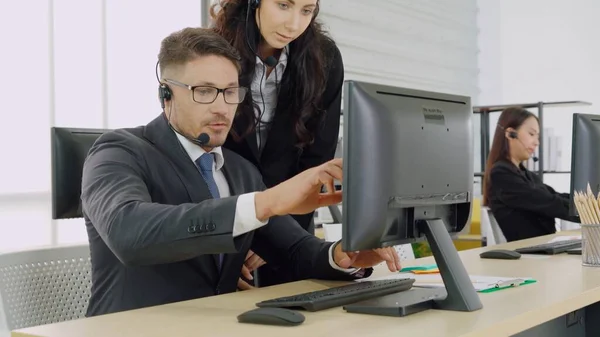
[81,27,401,317]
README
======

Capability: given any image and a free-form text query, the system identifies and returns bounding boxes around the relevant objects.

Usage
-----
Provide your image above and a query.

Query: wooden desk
[11,232,600,337]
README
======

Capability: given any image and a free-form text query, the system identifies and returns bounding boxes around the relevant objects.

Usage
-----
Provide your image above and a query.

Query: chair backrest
[479,206,494,245]
[488,210,507,244]
[51,127,109,219]
[0,244,92,331]
[481,206,507,245]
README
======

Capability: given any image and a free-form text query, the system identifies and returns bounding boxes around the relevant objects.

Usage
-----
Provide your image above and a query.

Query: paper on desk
[400,264,437,272]
[322,223,342,242]
[357,273,534,292]
[547,235,581,243]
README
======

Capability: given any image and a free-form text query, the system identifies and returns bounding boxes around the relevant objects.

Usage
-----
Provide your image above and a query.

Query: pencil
[574,184,600,265]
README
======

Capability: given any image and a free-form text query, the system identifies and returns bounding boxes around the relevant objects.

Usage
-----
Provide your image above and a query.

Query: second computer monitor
[341,80,473,252]
[570,113,600,216]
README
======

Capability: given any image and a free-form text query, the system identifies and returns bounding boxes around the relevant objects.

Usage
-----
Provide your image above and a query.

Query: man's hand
[254,158,343,221]
[244,250,266,273]
[237,250,266,291]
[333,242,402,272]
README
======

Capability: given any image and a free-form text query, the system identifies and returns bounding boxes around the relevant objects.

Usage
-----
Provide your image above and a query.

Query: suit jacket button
[208,222,216,231]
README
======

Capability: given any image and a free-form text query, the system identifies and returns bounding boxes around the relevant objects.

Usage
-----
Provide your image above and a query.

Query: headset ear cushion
[159,84,171,101]
[158,84,171,109]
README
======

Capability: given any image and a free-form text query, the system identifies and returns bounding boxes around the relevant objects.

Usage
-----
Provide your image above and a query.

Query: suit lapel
[143,114,212,204]
[143,114,221,274]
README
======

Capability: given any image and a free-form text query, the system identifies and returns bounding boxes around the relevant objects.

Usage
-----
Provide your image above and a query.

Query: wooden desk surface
[12,231,600,337]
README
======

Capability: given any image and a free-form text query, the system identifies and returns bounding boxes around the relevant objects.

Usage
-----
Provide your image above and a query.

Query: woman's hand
[237,250,266,291]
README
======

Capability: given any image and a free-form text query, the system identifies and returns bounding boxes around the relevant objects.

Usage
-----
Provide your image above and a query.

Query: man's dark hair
[158,27,242,76]
[158,28,248,140]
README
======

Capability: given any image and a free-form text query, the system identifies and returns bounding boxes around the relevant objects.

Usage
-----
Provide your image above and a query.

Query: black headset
[249,0,260,9]
[498,124,518,139]
[246,0,277,151]
[501,126,539,162]
[156,61,172,110]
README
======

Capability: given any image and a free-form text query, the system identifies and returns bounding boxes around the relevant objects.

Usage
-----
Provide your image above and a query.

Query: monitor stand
[343,218,483,317]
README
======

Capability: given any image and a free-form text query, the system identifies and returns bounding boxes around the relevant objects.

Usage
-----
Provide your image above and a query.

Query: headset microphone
[168,122,211,147]
[196,133,210,145]
[263,56,277,67]
[509,131,538,162]
[166,123,211,147]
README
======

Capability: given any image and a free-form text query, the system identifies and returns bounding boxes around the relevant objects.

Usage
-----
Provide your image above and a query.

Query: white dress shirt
[175,132,267,237]
[174,132,357,274]
[252,46,288,152]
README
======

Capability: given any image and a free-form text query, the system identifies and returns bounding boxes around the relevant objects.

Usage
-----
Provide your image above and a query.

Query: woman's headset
[248,0,260,9]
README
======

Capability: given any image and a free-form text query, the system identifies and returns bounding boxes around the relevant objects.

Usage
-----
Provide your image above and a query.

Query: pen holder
[581,224,600,267]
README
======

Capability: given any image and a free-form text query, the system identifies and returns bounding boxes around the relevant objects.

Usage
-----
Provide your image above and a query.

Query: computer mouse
[479,249,521,260]
[237,307,305,326]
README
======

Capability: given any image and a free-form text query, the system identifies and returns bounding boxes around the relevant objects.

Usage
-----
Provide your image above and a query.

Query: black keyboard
[256,278,415,312]
[515,239,582,255]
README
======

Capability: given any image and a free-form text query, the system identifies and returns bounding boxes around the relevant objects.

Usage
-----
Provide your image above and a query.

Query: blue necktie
[196,153,223,271]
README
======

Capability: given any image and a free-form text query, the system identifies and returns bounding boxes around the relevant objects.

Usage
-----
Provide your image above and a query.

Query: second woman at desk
[483,107,578,242]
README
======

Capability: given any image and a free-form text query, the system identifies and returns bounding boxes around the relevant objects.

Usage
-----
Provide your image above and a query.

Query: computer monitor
[341,80,482,315]
[51,127,108,219]
[569,113,600,216]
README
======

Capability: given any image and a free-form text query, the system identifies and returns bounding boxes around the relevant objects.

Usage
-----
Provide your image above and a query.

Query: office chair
[0,244,92,332]
[481,206,507,245]
[51,127,109,219]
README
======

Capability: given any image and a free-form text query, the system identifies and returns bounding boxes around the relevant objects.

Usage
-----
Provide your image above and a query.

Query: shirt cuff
[328,241,361,274]
[232,192,269,237]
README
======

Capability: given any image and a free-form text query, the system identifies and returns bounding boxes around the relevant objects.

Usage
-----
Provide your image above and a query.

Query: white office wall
[477,0,600,193]
[54,0,105,128]
[0,0,204,252]
[321,0,479,99]
[0,0,481,251]
[105,1,203,128]
[0,2,52,195]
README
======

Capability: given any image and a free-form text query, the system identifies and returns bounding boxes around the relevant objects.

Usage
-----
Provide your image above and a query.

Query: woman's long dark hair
[210,0,330,148]
[482,107,538,206]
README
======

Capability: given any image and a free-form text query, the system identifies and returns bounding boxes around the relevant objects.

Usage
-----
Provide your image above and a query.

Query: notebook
[357,273,536,293]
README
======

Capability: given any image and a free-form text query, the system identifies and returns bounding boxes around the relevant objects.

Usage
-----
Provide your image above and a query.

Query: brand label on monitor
[422,106,445,125]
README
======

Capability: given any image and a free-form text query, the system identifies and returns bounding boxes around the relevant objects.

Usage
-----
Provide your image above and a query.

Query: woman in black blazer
[483,107,578,242]
[211,0,344,286]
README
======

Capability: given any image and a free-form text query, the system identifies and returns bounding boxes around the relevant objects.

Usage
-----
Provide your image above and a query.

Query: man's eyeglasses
[164,79,248,104]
